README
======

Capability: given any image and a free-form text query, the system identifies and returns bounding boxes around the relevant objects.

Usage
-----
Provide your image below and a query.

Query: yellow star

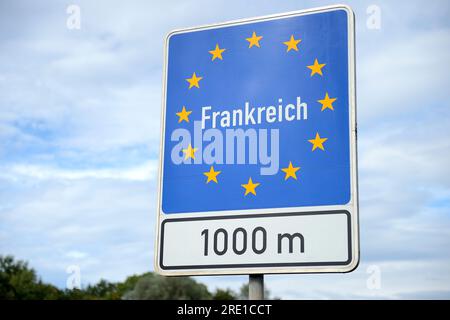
[182,144,198,160]
[203,166,221,184]
[308,133,328,151]
[241,177,260,196]
[307,58,326,76]
[246,32,263,48]
[186,72,203,89]
[318,92,337,111]
[281,162,300,180]
[209,44,226,61]
[176,106,192,123]
[283,35,301,52]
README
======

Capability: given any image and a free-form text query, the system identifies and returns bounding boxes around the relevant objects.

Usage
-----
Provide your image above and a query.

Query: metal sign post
[155,4,359,284]
[249,274,264,300]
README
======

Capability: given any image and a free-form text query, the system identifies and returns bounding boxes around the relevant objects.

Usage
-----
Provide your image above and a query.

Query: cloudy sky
[0,0,449,299]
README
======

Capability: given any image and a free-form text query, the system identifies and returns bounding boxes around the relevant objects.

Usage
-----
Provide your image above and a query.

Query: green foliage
[239,283,249,300]
[0,255,61,299]
[116,273,142,297]
[123,273,212,300]
[1,255,277,300]
[212,288,237,300]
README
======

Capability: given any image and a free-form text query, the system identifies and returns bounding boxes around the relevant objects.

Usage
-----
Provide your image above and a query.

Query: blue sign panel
[161,8,352,215]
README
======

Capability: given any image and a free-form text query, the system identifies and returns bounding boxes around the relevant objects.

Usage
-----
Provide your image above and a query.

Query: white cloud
[0,161,158,182]
[358,28,450,123]
[65,250,88,260]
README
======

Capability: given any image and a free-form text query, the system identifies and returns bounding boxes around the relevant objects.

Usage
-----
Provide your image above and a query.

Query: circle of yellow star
[308,133,328,151]
[281,162,300,180]
[246,32,263,48]
[186,72,203,89]
[203,166,221,184]
[209,44,226,61]
[307,58,326,76]
[241,177,260,196]
[176,106,192,123]
[318,93,337,111]
[283,35,301,52]
[182,144,198,160]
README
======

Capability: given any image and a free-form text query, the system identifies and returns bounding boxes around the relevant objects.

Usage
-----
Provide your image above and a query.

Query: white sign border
[154,4,359,276]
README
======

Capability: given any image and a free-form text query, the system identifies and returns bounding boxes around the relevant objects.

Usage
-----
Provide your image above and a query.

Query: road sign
[155,5,359,276]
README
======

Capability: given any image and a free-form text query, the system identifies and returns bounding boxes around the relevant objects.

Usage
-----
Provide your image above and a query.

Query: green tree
[83,279,119,299]
[61,288,90,300]
[0,255,62,299]
[123,273,211,300]
[116,273,146,298]
[1,255,277,300]
[212,288,237,300]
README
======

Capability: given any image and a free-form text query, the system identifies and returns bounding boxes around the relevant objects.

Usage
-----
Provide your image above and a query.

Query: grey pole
[249,274,264,300]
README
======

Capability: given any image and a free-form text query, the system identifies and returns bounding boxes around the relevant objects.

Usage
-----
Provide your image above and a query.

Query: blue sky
[0,0,449,299]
